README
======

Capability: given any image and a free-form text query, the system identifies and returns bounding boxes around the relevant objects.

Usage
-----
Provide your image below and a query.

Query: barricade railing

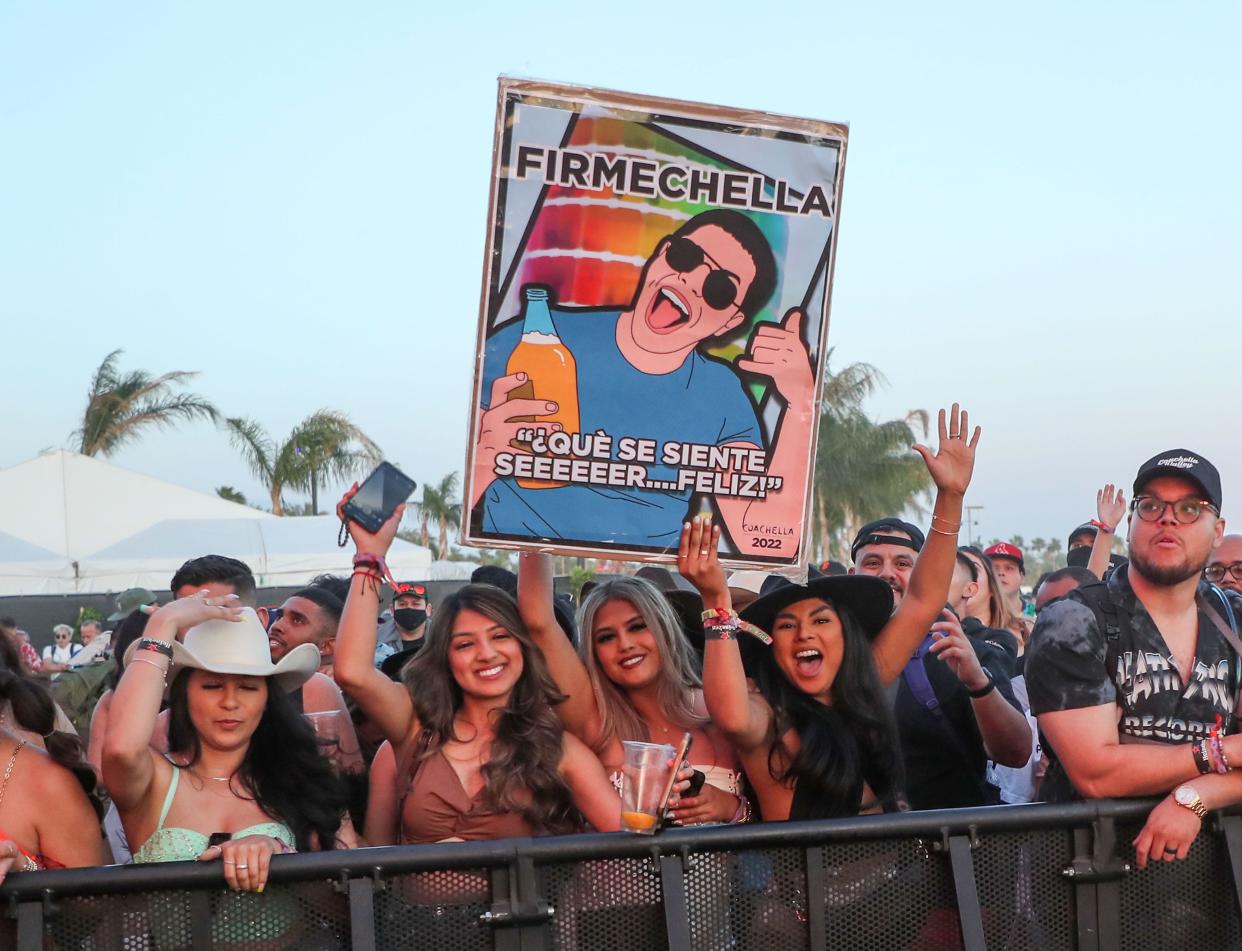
[4,797,1242,950]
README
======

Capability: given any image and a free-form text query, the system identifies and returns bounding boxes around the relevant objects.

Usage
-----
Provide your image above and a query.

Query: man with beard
[853,519,1031,809]
[1027,451,1242,869]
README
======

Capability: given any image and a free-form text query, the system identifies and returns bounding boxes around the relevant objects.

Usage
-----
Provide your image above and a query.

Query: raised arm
[331,489,416,747]
[1087,485,1125,580]
[517,552,603,747]
[102,593,243,811]
[872,404,980,685]
[680,518,772,751]
[559,731,621,832]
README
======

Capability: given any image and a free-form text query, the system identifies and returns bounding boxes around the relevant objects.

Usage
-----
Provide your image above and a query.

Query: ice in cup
[620,740,676,835]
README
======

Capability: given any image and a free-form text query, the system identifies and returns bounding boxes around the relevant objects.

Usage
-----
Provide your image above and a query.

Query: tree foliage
[812,350,932,562]
[74,350,218,457]
[224,410,381,516]
[215,486,247,505]
[415,472,463,558]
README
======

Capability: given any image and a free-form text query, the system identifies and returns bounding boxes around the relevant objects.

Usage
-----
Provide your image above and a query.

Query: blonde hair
[577,578,706,750]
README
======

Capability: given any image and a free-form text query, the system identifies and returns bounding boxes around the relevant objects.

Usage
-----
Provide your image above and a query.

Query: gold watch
[1174,784,1207,819]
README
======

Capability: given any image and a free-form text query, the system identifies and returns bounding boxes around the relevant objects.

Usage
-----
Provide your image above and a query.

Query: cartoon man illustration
[471,208,814,559]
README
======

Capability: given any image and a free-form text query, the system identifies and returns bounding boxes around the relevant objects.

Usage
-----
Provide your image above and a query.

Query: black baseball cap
[1068,523,1098,548]
[1133,449,1222,512]
[850,518,925,562]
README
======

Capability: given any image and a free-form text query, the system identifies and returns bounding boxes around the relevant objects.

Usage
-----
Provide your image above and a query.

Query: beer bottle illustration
[505,285,580,489]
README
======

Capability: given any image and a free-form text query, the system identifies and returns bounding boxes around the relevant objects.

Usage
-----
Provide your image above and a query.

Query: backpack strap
[1067,581,1131,686]
[1199,584,1242,721]
[901,635,942,717]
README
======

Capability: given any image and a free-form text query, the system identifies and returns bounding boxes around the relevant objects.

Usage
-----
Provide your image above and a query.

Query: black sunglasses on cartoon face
[1130,495,1219,525]
[663,236,743,312]
[1205,562,1242,584]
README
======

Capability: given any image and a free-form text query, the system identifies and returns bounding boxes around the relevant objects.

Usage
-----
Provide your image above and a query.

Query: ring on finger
[1163,847,1178,855]
[236,863,249,869]
[223,860,236,865]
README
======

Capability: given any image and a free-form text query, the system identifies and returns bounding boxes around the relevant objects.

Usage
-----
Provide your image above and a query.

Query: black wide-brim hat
[738,571,895,641]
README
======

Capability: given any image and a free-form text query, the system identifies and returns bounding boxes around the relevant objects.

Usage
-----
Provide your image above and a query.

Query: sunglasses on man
[664,236,742,312]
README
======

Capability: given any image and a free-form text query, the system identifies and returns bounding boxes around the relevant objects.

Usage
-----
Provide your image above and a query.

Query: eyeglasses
[664,236,742,312]
[1205,562,1242,584]
[1130,496,1219,524]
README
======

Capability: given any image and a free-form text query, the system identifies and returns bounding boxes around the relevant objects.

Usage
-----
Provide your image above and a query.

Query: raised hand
[470,371,564,506]
[144,590,244,631]
[336,484,405,557]
[1096,484,1126,531]
[912,404,981,497]
[736,308,814,406]
[928,609,988,691]
[677,517,729,609]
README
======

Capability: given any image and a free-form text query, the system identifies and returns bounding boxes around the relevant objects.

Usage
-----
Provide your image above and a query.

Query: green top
[132,762,295,864]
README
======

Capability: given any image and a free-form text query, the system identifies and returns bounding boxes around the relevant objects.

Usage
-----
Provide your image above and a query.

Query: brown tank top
[401,750,534,844]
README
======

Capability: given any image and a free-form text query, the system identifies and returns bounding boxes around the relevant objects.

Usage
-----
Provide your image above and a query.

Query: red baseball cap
[985,543,1025,573]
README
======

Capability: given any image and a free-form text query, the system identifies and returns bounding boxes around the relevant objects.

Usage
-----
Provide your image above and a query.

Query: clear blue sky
[3,1,1240,550]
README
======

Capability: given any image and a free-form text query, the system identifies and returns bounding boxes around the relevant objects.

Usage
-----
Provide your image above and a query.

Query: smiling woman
[331,487,620,849]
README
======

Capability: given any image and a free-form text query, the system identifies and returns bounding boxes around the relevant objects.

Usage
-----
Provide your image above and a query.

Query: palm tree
[224,410,381,516]
[215,486,247,505]
[416,473,463,558]
[811,350,932,562]
[74,350,218,456]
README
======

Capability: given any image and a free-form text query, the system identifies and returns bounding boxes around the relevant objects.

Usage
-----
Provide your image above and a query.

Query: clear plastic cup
[620,740,676,834]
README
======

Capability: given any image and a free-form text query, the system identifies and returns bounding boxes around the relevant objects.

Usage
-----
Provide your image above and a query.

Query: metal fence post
[1220,815,1242,921]
[14,898,42,951]
[658,851,692,951]
[946,834,987,951]
[347,874,377,950]
[804,846,828,951]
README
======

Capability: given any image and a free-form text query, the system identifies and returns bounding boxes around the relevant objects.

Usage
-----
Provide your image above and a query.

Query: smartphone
[685,769,707,798]
[658,732,695,817]
[341,462,417,534]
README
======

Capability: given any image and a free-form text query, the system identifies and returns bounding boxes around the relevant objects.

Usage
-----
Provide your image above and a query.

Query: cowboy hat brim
[739,575,894,642]
[169,640,320,693]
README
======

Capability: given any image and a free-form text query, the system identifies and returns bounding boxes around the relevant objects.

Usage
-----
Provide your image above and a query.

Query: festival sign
[463,77,848,571]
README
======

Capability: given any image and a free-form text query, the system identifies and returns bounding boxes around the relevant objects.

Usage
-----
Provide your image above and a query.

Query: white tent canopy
[0,450,431,595]
[81,516,433,592]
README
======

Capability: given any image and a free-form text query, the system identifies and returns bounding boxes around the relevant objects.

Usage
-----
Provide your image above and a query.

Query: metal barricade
[4,798,1242,950]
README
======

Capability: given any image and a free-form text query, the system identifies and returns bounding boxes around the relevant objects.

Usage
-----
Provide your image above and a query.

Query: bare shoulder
[303,671,347,712]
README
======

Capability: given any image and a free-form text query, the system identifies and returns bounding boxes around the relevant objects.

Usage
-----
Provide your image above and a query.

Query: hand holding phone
[338,463,417,552]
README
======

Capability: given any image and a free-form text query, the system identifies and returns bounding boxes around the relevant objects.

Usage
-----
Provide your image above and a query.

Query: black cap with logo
[1133,449,1222,512]
[850,517,926,562]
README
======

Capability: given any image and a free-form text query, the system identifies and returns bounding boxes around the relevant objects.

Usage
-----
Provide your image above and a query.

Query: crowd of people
[1,406,1240,907]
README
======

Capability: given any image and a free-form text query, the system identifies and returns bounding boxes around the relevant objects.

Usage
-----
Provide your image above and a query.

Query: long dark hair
[0,665,103,819]
[167,672,347,851]
[750,599,903,819]
[107,610,150,689]
[401,583,580,835]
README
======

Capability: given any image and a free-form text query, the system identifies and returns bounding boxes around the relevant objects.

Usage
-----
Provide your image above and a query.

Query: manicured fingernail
[517,372,526,381]
[545,402,557,411]
[257,885,264,894]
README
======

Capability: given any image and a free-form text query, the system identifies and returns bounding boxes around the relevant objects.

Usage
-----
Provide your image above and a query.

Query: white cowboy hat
[126,608,319,693]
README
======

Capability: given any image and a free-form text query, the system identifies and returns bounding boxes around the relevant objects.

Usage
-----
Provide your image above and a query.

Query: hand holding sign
[470,371,563,508]
[736,308,814,406]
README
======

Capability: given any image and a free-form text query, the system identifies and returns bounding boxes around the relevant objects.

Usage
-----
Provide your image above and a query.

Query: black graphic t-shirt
[1026,566,1239,801]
